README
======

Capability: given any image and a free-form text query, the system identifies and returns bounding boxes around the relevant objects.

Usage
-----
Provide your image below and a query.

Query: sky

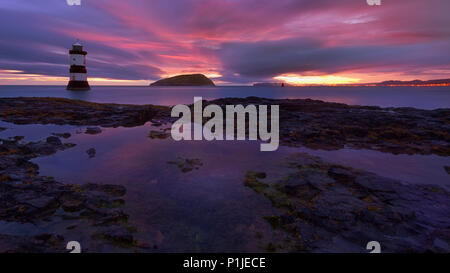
[0,0,449,86]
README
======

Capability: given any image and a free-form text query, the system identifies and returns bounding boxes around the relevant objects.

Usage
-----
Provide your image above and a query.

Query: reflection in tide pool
[1,122,449,251]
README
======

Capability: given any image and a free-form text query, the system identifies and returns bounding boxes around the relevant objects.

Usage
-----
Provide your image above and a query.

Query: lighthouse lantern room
[67,40,90,91]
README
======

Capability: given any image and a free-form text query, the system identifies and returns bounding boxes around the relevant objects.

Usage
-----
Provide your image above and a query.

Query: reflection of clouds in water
[2,120,448,187]
[4,121,450,251]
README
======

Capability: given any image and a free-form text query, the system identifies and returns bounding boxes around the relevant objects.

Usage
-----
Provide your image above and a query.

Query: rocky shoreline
[0,135,149,252]
[244,153,450,252]
[1,97,448,156]
[0,96,449,253]
[0,97,171,128]
[204,97,450,156]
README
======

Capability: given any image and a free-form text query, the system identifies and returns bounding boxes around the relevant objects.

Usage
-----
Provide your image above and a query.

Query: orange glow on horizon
[0,70,150,86]
[274,74,361,85]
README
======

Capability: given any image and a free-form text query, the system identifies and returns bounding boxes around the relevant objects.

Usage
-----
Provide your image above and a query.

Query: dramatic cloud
[0,0,449,85]
[218,38,450,77]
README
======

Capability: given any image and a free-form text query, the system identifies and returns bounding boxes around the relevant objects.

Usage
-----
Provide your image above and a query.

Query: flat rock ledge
[205,97,450,156]
[244,153,450,253]
[0,97,171,128]
[0,136,147,253]
[1,97,448,156]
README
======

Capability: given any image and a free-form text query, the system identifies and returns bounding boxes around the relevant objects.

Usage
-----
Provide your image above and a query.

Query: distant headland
[150,74,215,87]
[374,78,450,86]
[264,78,450,87]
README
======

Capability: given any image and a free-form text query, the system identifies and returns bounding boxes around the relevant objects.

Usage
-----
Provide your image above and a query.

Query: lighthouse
[67,40,90,91]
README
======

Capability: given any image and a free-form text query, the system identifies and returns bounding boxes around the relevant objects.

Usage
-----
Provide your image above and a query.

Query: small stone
[328,167,355,184]
[445,166,450,175]
[86,148,96,158]
[149,130,169,139]
[12,136,24,142]
[46,136,62,146]
[85,127,102,135]
[136,241,151,249]
[62,200,84,212]
[168,157,203,173]
[25,196,56,209]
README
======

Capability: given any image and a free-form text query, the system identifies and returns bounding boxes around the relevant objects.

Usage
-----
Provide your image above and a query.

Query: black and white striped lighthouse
[67,40,90,91]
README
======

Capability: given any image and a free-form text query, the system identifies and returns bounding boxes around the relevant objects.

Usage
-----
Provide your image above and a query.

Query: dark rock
[328,167,355,184]
[245,153,450,253]
[149,130,169,139]
[46,136,62,145]
[62,199,84,212]
[12,136,24,142]
[0,135,137,253]
[85,127,102,135]
[25,196,57,209]
[0,98,171,129]
[433,237,449,251]
[81,183,127,197]
[95,226,134,245]
[445,166,450,175]
[86,148,96,158]
[52,133,71,139]
[168,157,203,173]
[0,234,65,253]
[1,97,447,156]
[254,172,267,179]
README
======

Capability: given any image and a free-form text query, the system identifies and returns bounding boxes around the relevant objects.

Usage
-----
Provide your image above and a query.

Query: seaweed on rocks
[244,153,450,253]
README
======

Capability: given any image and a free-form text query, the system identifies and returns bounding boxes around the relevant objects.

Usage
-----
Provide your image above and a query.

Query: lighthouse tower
[67,40,90,91]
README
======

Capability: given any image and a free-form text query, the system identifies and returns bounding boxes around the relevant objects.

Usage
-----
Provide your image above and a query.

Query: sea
[0,85,449,109]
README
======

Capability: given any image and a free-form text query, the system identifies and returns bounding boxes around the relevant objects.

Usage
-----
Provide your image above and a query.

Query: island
[150,74,215,87]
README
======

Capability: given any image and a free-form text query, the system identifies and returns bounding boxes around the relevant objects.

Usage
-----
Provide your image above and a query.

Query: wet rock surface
[0,97,171,127]
[0,96,449,253]
[205,97,450,156]
[85,127,102,135]
[244,153,450,253]
[167,157,203,173]
[1,97,448,155]
[0,136,144,253]
[52,132,71,139]
[0,234,66,253]
[149,128,171,139]
[86,148,96,158]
